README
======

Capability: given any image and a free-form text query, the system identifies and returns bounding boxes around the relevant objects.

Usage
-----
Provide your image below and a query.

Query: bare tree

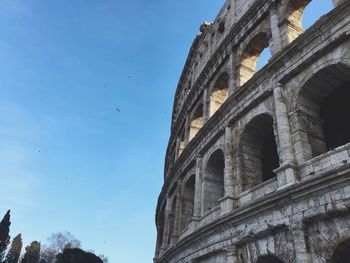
[46,232,80,255]
[40,232,81,263]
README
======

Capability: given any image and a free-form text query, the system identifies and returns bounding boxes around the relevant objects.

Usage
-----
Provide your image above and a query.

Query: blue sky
[0,1,333,262]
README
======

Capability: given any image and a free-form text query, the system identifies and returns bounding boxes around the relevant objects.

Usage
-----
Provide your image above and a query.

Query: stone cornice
[158,164,350,262]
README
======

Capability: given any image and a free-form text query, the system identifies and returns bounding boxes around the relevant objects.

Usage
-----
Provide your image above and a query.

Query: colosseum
[154,0,350,262]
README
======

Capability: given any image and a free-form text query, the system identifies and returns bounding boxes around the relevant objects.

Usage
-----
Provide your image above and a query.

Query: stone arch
[279,0,311,44]
[239,113,280,191]
[189,103,204,141]
[295,62,350,160]
[330,238,350,263]
[180,174,195,231]
[209,72,229,117]
[239,30,271,86]
[279,0,334,45]
[203,149,225,212]
[292,59,350,109]
[256,255,284,263]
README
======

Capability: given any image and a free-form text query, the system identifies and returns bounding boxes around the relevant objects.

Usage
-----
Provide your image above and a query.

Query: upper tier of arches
[169,0,336,153]
[165,0,339,178]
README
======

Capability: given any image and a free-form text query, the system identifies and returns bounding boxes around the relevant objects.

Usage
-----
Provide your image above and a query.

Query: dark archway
[256,255,284,263]
[330,239,350,263]
[239,114,279,191]
[320,84,350,150]
[296,63,350,160]
[203,149,225,212]
[180,175,195,231]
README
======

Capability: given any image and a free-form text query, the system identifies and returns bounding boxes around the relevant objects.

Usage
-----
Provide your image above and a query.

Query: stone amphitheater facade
[154,0,350,262]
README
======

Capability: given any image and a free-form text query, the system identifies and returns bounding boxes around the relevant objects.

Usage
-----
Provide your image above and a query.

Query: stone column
[192,156,203,228]
[232,125,243,202]
[291,223,313,263]
[273,83,298,188]
[160,197,172,253]
[231,51,240,91]
[269,7,282,55]
[184,114,190,146]
[170,181,182,246]
[201,160,206,215]
[175,138,180,159]
[221,126,235,214]
[203,88,210,122]
[228,52,236,96]
[226,246,239,263]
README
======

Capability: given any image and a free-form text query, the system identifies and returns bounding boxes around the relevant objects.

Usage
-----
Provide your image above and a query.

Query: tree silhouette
[5,234,23,263]
[0,210,11,262]
[56,248,103,263]
[22,241,41,263]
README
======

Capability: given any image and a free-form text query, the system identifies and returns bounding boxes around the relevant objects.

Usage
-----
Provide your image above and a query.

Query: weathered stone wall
[155,0,350,262]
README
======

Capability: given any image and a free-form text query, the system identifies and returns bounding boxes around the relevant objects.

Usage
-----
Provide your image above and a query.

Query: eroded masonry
[155,0,350,262]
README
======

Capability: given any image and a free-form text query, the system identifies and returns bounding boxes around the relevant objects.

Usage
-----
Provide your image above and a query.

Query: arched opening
[189,104,204,141]
[256,47,272,71]
[209,73,229,117]
[281,0,333,44]
[320,85,350,150]
[239,114,279,191]
[302,0,333,29]
[331,239,350,263]
[180,175,195,231]
[239,32,271,86]
[256,255,284,263]
[296,63,350,160]
[203,149,225,212]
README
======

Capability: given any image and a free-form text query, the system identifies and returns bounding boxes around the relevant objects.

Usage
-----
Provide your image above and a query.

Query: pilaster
[273,83,298,188]
[160,197,172,254]
[192,156,203,227]
[226,246,239,263]
[269,6,282,55]
[170,180,182,246]
[221,126,235,214]
[184,114,190,146]
[291,223,313,263]
[203,88,210,122]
